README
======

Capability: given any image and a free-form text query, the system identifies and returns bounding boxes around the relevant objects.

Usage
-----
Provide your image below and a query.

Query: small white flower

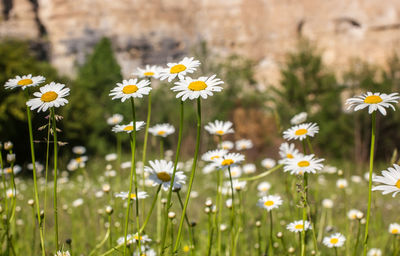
[286,220,312,233]
[4,74,45,90]
[367,248,382,256]
[26,82,70,112]
[283,154,324,175]
[159,57,201,82]
[72,198,84,207]
[389,223,400,234]
[372,164,400,197]
[112,121,145,133]
[202,149,228,162]
[55,251,71,256]
[202,163,218,174]
[72,146,86,155]
[220,141,234,150]
[322,199,333,209]
[105,153,117,162]
[279,143,301,162]
[109,78,152,102]
[257,182,271,194]
[347,209,363,220]
[121,161,131,169]
[107,114,123,125]
[336,179,348,189]
[148,123,175,137]
[115,191,148,200]
[283,123,319,141]
[323,233,346,248]
[171,75,224,101]
[231,179,247,191]
[145,160,186,191]
[132,65,162,78]
[225,166,242,179]
[204,120,234,136]
[243,163,256,174]
[235,139,253,151]
[261,158,276,169]
[213,153,245,169]
[257,195,283,211]
[346,92,400,116]
[290,112,307,125]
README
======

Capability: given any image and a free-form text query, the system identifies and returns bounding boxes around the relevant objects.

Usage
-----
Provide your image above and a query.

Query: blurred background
[1,0,400,168]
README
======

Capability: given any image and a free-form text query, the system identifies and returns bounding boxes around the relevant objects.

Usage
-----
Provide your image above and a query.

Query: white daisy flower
[347,209,363,220]
[235,139,253,151]
[132,65,161,78]
[224,166,242,179]
[322,199,334,209]
[286,220,312,233]
[112,121,145,133]
[26,82,70,112]
[144,160,186,191]
[220,141,234,150]
[213,153,245,169]
[283,154,324,175]
[323,233,346,248]
[148,123,175,137]
[72,198,84,207]
[364,171,377,182]
[121,161,131,169]
[231,179,247,191]
[72,146,86,155]
[321,165,338,174]
[336,179,348,189]
[131,232,152,244]
[109,78,152,102]
[171,75,223,101]
[351,175,362,183]
[6,188,16,198]
[243,163,256,174]
[202,163,218,174]
[372,164,400,197]
[107,114,123,125]
[261,158,276,169]
[367,248,382,256]
[257,195,283,211]
[27,162,44,173]
[115,191,148,200]
[346,92,400,116]
[290,112,308,125]
[159,57,201,82]
[69,156,88,168]
[2,165,22,175]
[279,142,301,162]
[257,181,271,194]
[105,153,117,162]
[55,251,71,256]
[4,74,45,90]
[389,223,400,234]
[134,248,156,256]
[202,149,228,162]
[204,120,234,136]
[283,122,319,141]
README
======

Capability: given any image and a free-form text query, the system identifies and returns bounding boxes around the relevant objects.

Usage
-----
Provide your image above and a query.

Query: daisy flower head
[134,248,156,256]
[202,163,218,174]
[235,139,253,151]
[322,199,334,209]
[336,178,348,189]
[115,191,148,200]
[202,149,228,162]
[347,209,363,220]
[231,179,247,191]
[26,82,70,112]
[279,143,301,161]
[144,160,186,191]
[107,114,123,125]
[220,141,234,150]
[257,195,283,211]
[283,154,324,175]
[132,232,152,244]
[213,153,245,169]
[367,248,382,256]
[4,74,45,90]
[204,120,234,136]
[372,164,400,197]
[132,65,161,79]
[261,158,276,169]
[243,163,256,174]
[323,233,346,248]
[171,75,223,101]
[112,121,145,134]
[159,57,200,82]
[290,112,307,125]
[148,123,175,137]
[72,146,86,155]
[109,78,152,102]
[283,122,319,141]
[346,92,400,116]
[257,181,271,194]
[55,251,71,256]
[224,166,242,179]
[389,223,400,234]
[286,220,311,233]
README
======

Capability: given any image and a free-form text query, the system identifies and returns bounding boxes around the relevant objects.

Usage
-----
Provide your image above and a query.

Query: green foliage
[62,37,123,154]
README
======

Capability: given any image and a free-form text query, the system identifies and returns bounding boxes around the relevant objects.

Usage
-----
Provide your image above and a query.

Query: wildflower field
[2,43,400,256]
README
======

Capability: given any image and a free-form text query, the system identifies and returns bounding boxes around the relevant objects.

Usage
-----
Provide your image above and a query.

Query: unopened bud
[255,221,261,227]
[276,232,283,238]
[205,199,213,207]
[4,141,13,151]
[168,212,176,219]
[105,206,113,215]
[28,199,35,206]
[6,154,15,163]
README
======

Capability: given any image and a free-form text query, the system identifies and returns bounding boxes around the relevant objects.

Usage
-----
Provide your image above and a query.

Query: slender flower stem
[301,173,308,256]
[363,111,376,256]
[108,214,112,249]
[140,185,162,232]
[116,133,122,167]
[353,220,361,256]
[227,166,236,256]
[176,191,195,252]
[43,115,51,238]
[160,101,184,255]
[207,212,214,256]
[257,224,262,256]
[267,211,274,256]
[0,149,11,254]
[51,107,59,251]
[141,91,152,200]
[173,98,202,253]
[216,169,223,256]
[335,247,338,256]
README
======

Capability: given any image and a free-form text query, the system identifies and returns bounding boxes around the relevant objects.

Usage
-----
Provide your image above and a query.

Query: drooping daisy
[336,179,348,189]
[26,82,70,112]
[323,233,346,248]
[171,75,224,101]
[4,74,45,90]
[115,191,148,200]
[283,122,319,141]
[257,195,283,211]
[372,164,400,197]
[290,112,308,125]
[346,92,400,116]
[220,141,234,150]
[257,181,271,194]
[347,209,363,220]
[55,251,71,256]
[132,65,161,78]
[144,160,186,191]
[148,123,175,137]
[243,163,256,174]
[202,149,228,162]
[213,153,245,169]
[367,248,382,256]
[204,120,234,136]
[109,78,152,102]
[159,57,201,82]
[283,154,324,175]
[112,121,146,133]
[72,146,86,155]
[286,220,312,233]
[261,158,276,169]
[389,223,400,234]
[107,114,123,125]
[235,139,253,151]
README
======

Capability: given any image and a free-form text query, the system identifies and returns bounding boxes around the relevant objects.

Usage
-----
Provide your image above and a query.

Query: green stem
[160,139,164,159]
[51,108,59,251]
[140,185,161,232]
[173,98,202,253]
[257,224,262,256]
[207,212,214,256]
[108,214,112,249]
[353,220,361,256]
[0,150,10,254]
[215,169,223,256]
[116,133,121,167]
[141,91,152,218]
[301,173,308,256]
[177,191,195,252]
[227,166,236,256]
[268,211,274,256]
[43,115,51,239]
[363,112,376,256]
[160,101,184,255]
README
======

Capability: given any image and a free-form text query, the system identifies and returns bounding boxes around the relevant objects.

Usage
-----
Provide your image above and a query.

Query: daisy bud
[204,207,210,214]
[288,247,295,253]
[274,242,279,248]
[106,164,112,170]
[40,210,44,219]
[190,221,197,227]
[105,206,113,215]
[102,184,111,193]
[161,198,167,205]
[276,232,283,238]
[66,238,72,245]
[220,224,227,231]
[311,250,316,255]
[6,154,15,163]
[211,206,217,213]
[168,211,176,219]
[361,218,366,225]
[205,199,213,207]
[338,169,344,176]
[4,141,13,151]
[356,212,364,220]
[256,221,261,227]
[0,206,3,213]
[15,206,21,212]
[28,199,35,206]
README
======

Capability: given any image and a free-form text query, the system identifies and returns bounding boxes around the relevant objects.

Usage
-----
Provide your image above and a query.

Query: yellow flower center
[123,125,134,131]
[134,234,143,240]
[295,128,308,136]
[396,179,400,189]
[144,71,154,76]
[222,159,234,166]
[339,184,344,188]
[129,193,137,199]
[188,81,207,91]
[170,64,186,74]
[330,238,339,244]
[216,130,224,135]
[286,153,294,159]
[17,78,33,86]
[364,95,383,104]
[210,155,220,160]
[295,224,304,230]
[76,157,82,163]
[183,245,190,252]
[297,161,310,167]
[122,85,138,94]
[264,200,274,206]
[5,168,12,174]
[392,229,399,234]
[157,171,171,182]
[41,91,58,102]
[157,130,166,136]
